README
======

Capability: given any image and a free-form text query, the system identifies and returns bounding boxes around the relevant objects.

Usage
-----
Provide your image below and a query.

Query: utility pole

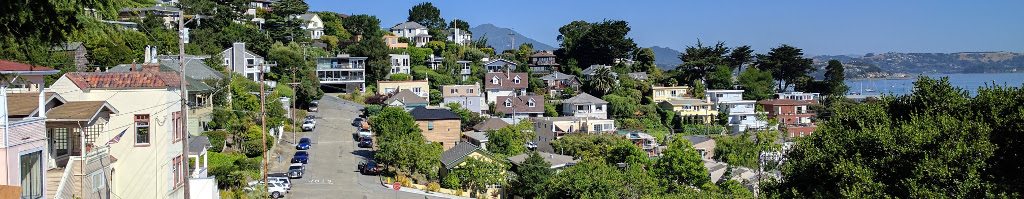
[260,63,268,189]
[290,67,298,144]
[509,29,515,49]
[178,10,191,199]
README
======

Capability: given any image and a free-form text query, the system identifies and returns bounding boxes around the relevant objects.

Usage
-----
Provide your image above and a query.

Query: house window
[223,58,229,65]
[671,91,677,96]
[135,114,150,146]
[513,76,521,84]
[171,156,183,188]
[50,128,68,157]
[91,172,105,192]
[800,132,805,137]
[450,89,457,94]
[505,99,512,107]
[696,149,707,158]
[385,88,396,94]
[246,59,255,67]
[594,124,603,132]
[596,105,604,111]
[20,151,42,199]
[428,122,434,130]
[412,87,422,94]
[467,89,474,93]
[717,94,723,98]
[173,111,182,143]
[577,105,585,110]
[527,99,535,107]
[491,77,500,84]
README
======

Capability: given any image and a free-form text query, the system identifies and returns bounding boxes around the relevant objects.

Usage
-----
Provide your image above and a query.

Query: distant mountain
[469,24,556,52]
[649,46,682,70]
[811,52,1024,74]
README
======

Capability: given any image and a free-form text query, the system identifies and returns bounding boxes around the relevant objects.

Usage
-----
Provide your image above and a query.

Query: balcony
[531,60,557,66]
[461,68,471,75]
[319,76,365,83]
[317,63,365,70]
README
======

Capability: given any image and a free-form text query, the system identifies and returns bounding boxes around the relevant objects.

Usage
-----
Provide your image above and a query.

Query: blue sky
[306,0,1024,56]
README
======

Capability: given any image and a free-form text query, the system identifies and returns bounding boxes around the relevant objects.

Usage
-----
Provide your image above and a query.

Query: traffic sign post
[393,182,401,199]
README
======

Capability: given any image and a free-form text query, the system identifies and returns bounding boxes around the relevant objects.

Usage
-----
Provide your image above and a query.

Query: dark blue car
[291,151,309,164]
[296,138,311,150]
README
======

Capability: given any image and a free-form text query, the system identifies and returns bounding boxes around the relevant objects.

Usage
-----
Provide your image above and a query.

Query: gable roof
[582,65,612,75]
[391,21,426,30]
[539,71,576,81]
[384,89,428,105]
[473,118,510,132]
[493,95,545,114]
[64,71,184,90]
[409,106,461,120]
[529,51,557,58]
[682,135,713,145]
[563,93,608,105]
[0,59,59,74]
[5,92,61,117]
[484,72,529,89]
[291,13,318,21]
[484,59,518,68]
[46,101,118,122]
[188,136,212,156]
[464,132,488,142]
[440,142,494,169]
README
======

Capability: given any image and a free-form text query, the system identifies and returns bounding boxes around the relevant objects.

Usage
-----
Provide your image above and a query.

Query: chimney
[37,88,45,117]
[144,45,151,63]
[150,46,158,64]
[132,60,137,71]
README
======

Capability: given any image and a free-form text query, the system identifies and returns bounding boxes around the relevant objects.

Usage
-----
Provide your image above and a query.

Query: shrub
[202,131,227,152]
[397,174,413,187]
[441,173,461,189]
[365,104,383,116]
[389,73,412,81]
[455,189,463,196]
[427,182,440,192]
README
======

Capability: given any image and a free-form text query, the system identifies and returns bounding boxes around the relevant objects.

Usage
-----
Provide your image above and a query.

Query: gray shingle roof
[292,13,317,21]
[539,71,576,81]
[384,89,428,105]
[493,95,545,114]
[464,132,488,142]
[682,135,712,145]
[441,142,483,169]
[188,136,211,155]
[473,118,510,132]
[391,21,426,30]
[582,65,612,75]
[508,152,577,168]
[409,107,461,120]
[562,93,608,105]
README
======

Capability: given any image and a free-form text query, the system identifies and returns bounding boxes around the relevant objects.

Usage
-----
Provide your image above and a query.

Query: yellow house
[651,85,692,102]
[49,71,187,199]
[659,98,718,124]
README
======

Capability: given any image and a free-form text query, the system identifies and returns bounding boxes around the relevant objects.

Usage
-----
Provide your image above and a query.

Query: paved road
[286,95,454,199]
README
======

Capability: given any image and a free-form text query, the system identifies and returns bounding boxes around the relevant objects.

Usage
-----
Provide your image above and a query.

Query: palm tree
[588,67,617,97]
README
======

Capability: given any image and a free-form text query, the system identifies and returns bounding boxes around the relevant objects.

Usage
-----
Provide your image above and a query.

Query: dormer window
[504,99,513,107]
[527,98,536,107]
[513,76,521,84]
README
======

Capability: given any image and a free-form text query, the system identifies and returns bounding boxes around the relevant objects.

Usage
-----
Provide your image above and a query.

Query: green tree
[550,134,626,160]
[717,106,730,126]
[445,103,485,131]
[764,77,1021,198]
[441,172,460,189]
[485,121,533,156]
[691,80,706,99]
[546,160,626,199]
[372,107,441,177]
[346,34,390,88]
[707,65,734,89]
[586,67,617,97]
[654,137,711,187]
[408,2,446,29]
[633,47,657,73]
[737,67,776,101]
[556,20,637,67]
[712,133,758,168]
[755,44,815,91]
[453,156,506,196]
[510,151,553,198]
[448,19,471,34]
[823,60,849,96]
[727,45,754,73]
[676,41,730,83]
[343,14,382,37]
[270,0,308,16]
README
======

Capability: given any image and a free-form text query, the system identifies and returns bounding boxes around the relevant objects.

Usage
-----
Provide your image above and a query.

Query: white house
[50,71,188,199]
[289,13,324,40]
[390,22,430,47]
[220,42,268,82]
[706,90,766,133]
[561,93,609,119]
[484,72,528,105]
[445,28,472,46]
[389,54,411,75]
[442,83,486,114]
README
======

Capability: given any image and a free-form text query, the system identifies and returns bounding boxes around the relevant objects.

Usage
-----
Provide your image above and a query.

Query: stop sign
[393,182,401,190]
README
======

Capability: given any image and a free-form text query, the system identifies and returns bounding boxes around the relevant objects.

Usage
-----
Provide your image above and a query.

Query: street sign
[393,182,401,190]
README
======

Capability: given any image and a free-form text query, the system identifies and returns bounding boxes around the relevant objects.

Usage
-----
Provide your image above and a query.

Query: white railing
[53,157,77,199]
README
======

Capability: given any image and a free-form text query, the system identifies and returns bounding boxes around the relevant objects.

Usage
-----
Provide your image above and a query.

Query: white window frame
[91,171,106,192]
[504,99,512,107]
[513,76,521,84]
[491,77,500,84]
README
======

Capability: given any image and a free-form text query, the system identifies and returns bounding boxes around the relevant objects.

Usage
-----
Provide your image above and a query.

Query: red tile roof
[65,71,184,90]
[0,59,58,72]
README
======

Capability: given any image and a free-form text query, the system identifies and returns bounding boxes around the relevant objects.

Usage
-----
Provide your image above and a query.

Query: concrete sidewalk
[383,183,475,199]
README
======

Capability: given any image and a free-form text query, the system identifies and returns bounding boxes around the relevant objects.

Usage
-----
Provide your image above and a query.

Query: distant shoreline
[848,77,917,81]
[848,72,1023,81]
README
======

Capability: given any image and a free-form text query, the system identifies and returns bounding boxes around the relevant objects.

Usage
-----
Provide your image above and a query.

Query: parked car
[358,137,372,148]
[287,164,304,179]
[352,118,364,127]
[358,161,380,175]
[357,129,372,140]
[526,141,538,151]
[291,151,309,164]
[301,120,315,131]
[246,181,288,198]
[308,100,319,112]
[251,179,291,190]
[296,138,311,150]
[267,174,292,189]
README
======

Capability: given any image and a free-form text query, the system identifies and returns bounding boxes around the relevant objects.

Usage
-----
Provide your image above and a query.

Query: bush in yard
[202,131,228,152]
[442,173,460,189]
[427,182,441,192]
[397,174,412,187]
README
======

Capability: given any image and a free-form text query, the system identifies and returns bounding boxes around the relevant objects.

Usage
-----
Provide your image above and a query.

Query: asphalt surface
[284,95,455,199]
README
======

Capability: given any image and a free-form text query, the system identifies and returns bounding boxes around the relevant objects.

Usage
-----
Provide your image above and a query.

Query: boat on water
[865,88,876,92]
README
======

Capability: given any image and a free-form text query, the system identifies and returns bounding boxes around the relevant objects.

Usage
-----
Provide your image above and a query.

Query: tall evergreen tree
[755,44,815,91]
[823,60,849,96]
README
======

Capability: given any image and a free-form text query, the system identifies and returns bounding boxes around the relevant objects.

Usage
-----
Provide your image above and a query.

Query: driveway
[284,95,455,199]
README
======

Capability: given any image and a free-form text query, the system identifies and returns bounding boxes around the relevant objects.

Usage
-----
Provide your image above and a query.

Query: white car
[245,181,288,198]
[301,120,315,131]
